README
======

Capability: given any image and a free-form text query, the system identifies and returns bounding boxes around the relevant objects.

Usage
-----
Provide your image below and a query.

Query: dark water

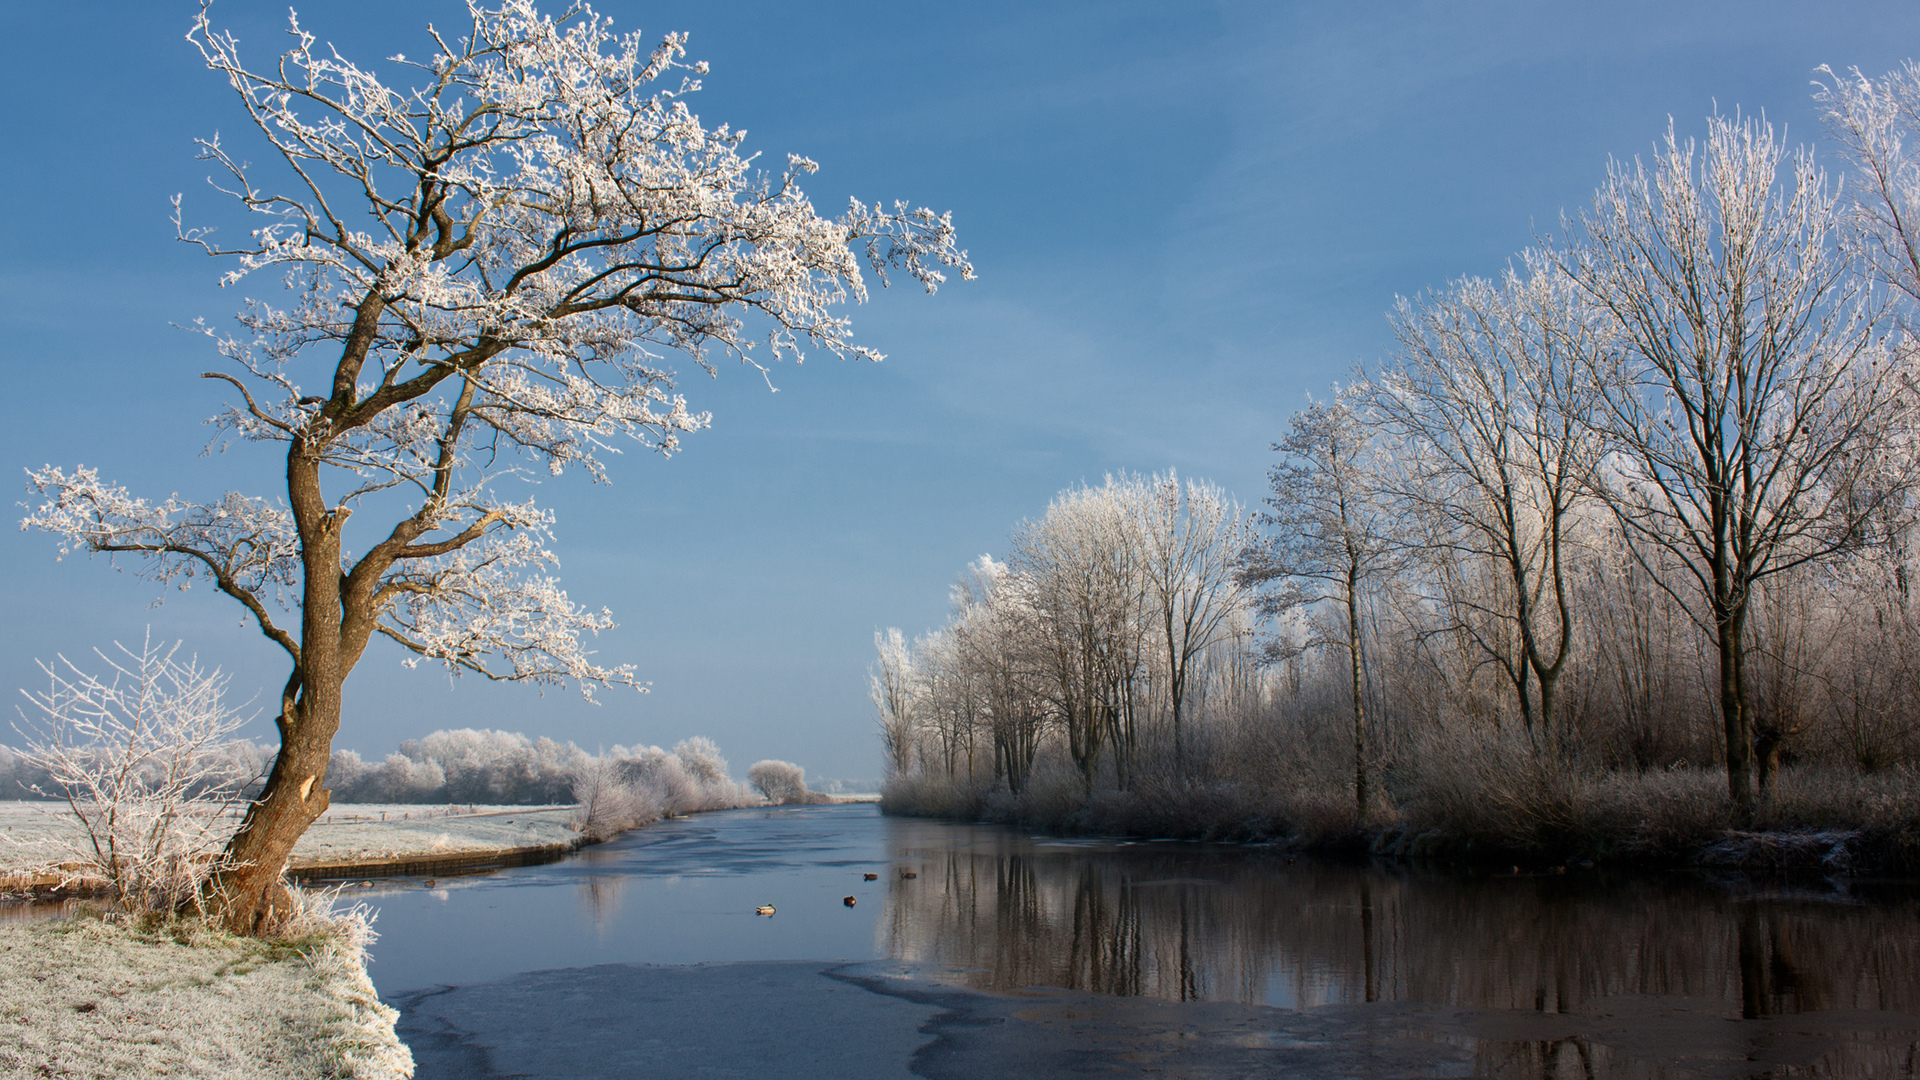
[369,804,1920,1077]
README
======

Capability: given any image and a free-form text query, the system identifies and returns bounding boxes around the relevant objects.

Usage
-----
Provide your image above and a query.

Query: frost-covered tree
[1131,472,1255,771]
[948,556,1049,794]
[1561,115,1897,810]
[1010,479,1150,793]
[21,1,968,934]
[1818,62,1920,314]
[1373,257,1603,752]
[747,759,808,804]
[1244,393,1394,822]
[870,628,919,778]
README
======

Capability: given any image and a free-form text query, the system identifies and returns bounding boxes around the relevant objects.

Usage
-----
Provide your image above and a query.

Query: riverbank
[0,908,412,1079]
[881,763,1920,876]
[2,799,880,894]
[0,804,588,895]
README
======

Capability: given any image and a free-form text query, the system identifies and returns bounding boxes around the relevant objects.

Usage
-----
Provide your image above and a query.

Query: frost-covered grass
[0,908,411,1079]
[1,803,578,877]
[886,760,1920,872]
[293,805,578,863]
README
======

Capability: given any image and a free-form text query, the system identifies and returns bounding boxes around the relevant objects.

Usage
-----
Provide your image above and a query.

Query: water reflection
[881,820,1920,1076]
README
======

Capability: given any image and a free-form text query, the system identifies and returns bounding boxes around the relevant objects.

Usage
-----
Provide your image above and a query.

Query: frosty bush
[326,728,584,804]
[613,740,749,813]
[10,637,258,914]
[672,737,728,786]
[569,756,662,840]
[319,728,751,817]
[748,760,810,804]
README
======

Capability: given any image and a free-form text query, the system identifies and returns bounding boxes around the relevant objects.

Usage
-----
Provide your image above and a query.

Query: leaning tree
[24,0,969,934]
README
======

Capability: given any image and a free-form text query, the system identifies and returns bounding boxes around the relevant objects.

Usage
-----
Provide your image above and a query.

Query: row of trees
[0,719,754,813]
[879,70,1920,831]
[873,471,1259,799]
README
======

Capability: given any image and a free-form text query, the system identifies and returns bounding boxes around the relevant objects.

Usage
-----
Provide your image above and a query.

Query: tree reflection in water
[880,820,1920,1077]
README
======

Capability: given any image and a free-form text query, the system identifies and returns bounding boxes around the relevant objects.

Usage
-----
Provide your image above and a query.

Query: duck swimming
[755,904,776,916]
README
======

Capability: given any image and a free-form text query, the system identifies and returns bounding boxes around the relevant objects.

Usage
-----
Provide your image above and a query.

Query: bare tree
[949,557,1049,794]
[1244,393,1393,822]
[1010,479,1149,794]
[1132,472,1256,772]
[871,628,920,778]
[1372,256,1603,753]
[21,2,968,933]
[11,637,254,915]
[1561,114,1896,809]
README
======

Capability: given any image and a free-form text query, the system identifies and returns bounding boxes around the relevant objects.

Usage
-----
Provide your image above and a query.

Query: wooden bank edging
[286,836,596,881]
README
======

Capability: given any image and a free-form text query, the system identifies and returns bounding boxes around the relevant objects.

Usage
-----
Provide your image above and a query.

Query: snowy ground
[0,912,412,1079]
[0,803,580,876]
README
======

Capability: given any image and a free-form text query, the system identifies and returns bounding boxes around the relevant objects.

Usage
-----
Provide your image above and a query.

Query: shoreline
[288,838,592,884]
[878,776,1920,880]
[290,797,877,883]
[5,798,884,900]
[882,805,1901,879]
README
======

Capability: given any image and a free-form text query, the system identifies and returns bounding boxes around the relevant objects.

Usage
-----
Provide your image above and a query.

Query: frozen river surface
[376,803,1920,1078]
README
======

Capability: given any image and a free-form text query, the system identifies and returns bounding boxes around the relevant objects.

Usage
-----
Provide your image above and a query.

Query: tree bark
[205,446,348,933]
[1346,554,1369,825]
[1717,598,1755,814]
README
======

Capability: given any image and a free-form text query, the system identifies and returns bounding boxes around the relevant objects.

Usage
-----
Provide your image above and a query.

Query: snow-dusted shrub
[673,737,728,785]
[570,757,661,841]
[399,728,585,804]
[314,729,755,830]
[9,638,257,914]
[325,729,588,804]
[748,760,810,804]
[609,744,696,815]
[670,737,750,809]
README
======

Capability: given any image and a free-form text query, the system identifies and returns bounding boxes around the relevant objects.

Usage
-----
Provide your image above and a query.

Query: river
[373,803,1920,1078]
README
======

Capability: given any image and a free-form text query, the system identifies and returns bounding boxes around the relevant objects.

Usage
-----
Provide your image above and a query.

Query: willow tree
[24,1,969,934]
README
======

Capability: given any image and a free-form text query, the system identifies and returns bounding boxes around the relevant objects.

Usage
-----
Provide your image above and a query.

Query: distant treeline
[0,729,767,811]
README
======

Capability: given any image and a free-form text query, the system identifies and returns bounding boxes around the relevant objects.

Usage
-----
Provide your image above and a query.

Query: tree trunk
[1717,601,1755,814]
[1754,721,1783,797]
[1538,671,1560,759]
[1171,693,1185,774]
[208,710,336,934]
[206,449,347,934]
[1346,557,1369,825]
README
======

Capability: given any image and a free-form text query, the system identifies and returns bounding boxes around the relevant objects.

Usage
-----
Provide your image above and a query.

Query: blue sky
[4,1,1918,780]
